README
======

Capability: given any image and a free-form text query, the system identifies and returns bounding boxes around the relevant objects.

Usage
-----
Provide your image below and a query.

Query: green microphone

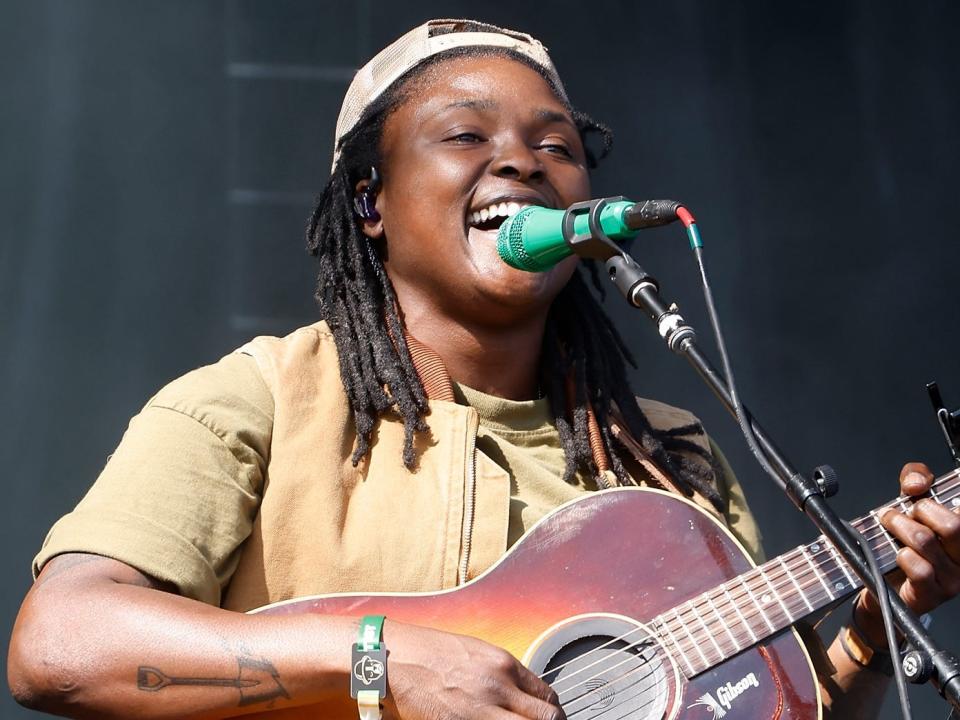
[497,198,681,272]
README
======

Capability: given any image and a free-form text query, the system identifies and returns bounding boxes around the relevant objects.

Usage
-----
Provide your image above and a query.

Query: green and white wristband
[351,615,387,720]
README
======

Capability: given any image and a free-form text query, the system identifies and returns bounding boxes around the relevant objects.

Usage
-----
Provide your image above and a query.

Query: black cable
[845,520,913,720]
[691,238,914,718]
[692,245,782,486]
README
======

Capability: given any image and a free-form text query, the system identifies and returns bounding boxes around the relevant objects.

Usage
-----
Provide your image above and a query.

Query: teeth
[469,200,535,227]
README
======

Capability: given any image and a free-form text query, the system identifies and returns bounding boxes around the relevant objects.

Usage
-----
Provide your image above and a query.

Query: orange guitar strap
[607,418,685,496]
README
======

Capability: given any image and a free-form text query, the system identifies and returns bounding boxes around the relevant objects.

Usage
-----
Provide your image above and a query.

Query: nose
[492,136,544,183]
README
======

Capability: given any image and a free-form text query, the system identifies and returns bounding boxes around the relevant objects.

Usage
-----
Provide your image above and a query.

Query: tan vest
[222,322,727,612]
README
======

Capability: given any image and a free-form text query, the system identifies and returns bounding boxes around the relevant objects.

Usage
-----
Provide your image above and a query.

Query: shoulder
[150,352,268,412]
[633,396,710,454]
[235,320,340,393]
[144,321,337,441]
[238,319,336,356]
[634,396,704,431]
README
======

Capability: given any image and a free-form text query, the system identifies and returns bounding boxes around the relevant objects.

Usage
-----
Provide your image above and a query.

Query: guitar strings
[546,470,960,686]
[656,526,908,668]
[544,471,960,688]
[648,471,960,668]
[591,686,669,720]
[554,638,667,704]
[548,471,960,708]
[552,541,955,706]
[551,555,932,705]
[539,470,960,693]
[668,473,960,651]
[688,472,949,660]
[548,526,892,690]
[564,662,670,720]
[547,639,668,713]
[557,659,667,720]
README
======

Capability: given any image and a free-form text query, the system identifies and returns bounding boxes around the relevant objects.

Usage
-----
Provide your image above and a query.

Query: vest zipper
[457,427,478,584]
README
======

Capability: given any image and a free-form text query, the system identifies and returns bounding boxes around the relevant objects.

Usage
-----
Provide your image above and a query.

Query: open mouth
[468,201,535,233]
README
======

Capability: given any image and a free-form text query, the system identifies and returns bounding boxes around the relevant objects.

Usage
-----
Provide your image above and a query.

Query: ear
[354,179,384,240]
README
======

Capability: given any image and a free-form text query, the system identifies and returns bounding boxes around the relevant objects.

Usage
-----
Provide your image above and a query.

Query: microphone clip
[561,196,630,261]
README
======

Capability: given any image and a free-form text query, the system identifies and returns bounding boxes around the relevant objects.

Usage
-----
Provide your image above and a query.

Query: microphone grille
[497,208,539,271]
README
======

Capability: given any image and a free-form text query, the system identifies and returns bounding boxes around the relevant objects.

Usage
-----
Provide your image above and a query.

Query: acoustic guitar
[230,468,960,719]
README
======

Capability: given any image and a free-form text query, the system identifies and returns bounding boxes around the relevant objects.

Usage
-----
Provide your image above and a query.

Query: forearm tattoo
[137,657,290,707]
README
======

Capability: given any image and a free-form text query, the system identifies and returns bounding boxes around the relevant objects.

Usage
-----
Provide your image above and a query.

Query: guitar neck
[652,468,960,678]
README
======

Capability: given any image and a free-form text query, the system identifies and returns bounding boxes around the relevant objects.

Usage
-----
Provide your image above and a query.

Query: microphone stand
[596,243,960,713]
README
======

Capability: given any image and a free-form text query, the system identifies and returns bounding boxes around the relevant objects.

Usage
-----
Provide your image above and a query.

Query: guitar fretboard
[650,468,960,678]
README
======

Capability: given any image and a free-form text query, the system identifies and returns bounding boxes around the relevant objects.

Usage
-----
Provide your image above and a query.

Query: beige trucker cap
[332,18,567,171]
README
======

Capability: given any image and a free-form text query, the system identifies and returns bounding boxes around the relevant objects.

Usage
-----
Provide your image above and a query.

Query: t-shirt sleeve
[32,351,274,606]
[709,437,766,564]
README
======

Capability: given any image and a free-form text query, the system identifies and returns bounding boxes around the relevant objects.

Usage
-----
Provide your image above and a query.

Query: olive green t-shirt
[457,383,764,562]
[457,384,598,547]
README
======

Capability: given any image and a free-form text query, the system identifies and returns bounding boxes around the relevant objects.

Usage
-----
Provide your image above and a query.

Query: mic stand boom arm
[603,250,960,713]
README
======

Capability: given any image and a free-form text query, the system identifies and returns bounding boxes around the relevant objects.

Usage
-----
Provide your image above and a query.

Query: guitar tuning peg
[926,381,960,468]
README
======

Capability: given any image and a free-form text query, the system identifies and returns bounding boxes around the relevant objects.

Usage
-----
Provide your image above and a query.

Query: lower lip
[467,226,501,243]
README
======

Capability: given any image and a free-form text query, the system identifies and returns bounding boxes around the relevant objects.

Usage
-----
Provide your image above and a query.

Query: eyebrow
[441,101,576,128]
[535,108,576,128]
[442,99,498,112]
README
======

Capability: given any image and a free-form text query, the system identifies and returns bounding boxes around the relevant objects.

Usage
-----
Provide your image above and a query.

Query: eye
[539,141,574,158]
[447,132,484,144]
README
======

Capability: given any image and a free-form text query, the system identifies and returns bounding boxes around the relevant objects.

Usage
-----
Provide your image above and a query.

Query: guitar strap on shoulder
[608,418,684,495]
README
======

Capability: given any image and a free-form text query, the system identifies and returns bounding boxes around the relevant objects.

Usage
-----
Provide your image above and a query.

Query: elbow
[8,643,58,712]
[8,606,87,713]
[7,649,38,709]
[9,554,141,714]
[8,660,47,712]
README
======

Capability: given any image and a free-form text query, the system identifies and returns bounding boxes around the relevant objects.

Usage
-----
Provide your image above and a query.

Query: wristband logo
[354,654,385,685]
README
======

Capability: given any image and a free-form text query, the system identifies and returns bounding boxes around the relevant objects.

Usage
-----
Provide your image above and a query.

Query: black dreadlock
[306,44,723,508]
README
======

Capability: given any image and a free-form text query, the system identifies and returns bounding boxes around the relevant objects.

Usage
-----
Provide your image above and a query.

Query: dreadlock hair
[306,42,723,508]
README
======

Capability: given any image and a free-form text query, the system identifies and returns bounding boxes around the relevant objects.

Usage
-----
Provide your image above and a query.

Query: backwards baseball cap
[332,18,567,171]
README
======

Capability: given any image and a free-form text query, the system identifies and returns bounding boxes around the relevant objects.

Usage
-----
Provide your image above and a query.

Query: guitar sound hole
[527,616,671,720]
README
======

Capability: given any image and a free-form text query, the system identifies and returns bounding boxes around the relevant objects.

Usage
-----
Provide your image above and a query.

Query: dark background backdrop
[2,1,958,718]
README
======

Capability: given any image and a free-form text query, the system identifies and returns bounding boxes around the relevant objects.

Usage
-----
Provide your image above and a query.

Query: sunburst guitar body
[241,487,834,719]
[228,467,960,719]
